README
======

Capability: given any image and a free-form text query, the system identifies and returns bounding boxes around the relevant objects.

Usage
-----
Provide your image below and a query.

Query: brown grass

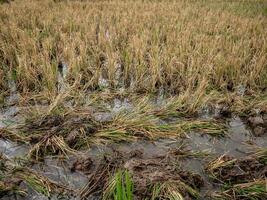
[0,0,266,108]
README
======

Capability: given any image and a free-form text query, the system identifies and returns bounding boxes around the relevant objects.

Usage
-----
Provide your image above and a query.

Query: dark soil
[206,155,267,184]
[73,148,204,200]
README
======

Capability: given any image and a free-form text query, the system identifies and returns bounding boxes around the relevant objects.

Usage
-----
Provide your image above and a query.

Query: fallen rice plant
[0,154,70,198]
[206,148,267,182]
[0,100,227,159]
[150,181,200,200]
[78,148,203,199]
[212,180,267,200]
[206,148,267,199]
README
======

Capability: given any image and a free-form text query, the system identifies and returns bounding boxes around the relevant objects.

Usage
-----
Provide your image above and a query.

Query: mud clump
[71,157,93,173]
[79,151,126,198]
[74,149,204,200]
[248,116,264,127]
[66,130,80,147]
[219,105,232,118]
[206,155,267,184]
[124,158,203,199]
[206,151,267,200]
[246,116,267,137]
[179,171,204,189]
[3,114,101,158]
[25,115,63,130]
[253,126,265,137]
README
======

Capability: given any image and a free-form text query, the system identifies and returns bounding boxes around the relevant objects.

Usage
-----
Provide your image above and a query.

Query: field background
[0,1,267,200]
[1,0,267,103]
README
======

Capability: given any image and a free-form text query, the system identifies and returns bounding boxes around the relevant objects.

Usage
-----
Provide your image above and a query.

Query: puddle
[188,117,266,157]
[32,157,89,190]
[57,62,68,93]
[85,139,180,160]
[110,98,132,113]
[98,74,109,89]
[92,97,133,122]
[0,105,23,127]
[0,139,28,158]
[236,84,246,96]
[0,78,24,128]
[92,112,113,122]
[0,106,27,158]
[114,62,123,88]
[5,79,19,106]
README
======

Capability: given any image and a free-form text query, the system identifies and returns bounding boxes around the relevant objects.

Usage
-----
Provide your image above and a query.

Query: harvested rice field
[0,0,267,199]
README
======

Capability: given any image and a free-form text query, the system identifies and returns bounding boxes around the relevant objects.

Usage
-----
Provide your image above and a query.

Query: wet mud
[0,99,267,199]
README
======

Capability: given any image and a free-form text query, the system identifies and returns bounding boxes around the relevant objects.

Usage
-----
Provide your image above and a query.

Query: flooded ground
[0,99,267,200]
[0,97,266,200]
[1,0,267,199]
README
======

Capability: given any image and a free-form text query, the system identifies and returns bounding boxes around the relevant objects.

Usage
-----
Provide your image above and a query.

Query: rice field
[0,0,267,200]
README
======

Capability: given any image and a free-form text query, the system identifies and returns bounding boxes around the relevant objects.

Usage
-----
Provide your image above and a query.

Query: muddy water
[0,139,28,158]
[0,106,21,127]
[188,117,266,157]
[1,101,267,199]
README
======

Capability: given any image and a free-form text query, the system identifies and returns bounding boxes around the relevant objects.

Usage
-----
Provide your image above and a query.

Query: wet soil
[71,146,205,199]
[0,100,267,200]
[206,155,267,184]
